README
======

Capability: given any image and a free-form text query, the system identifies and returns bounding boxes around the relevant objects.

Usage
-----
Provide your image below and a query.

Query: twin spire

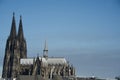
[18,15,24,40]
[9,12,24,40]
[10,13,16,39]
[10,13,48,57]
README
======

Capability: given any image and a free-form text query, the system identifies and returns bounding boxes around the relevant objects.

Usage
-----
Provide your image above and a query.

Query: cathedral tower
[17,15,27,58]
[2,13,27,78]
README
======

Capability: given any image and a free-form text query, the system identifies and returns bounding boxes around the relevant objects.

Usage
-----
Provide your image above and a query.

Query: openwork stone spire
[18,15,24,41]
[43,40,48,58]
[17,15,27,58]
[9,12,16,39]
[2,13,27,78]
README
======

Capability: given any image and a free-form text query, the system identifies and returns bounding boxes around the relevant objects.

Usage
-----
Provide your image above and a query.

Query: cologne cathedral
[2,13,75,80]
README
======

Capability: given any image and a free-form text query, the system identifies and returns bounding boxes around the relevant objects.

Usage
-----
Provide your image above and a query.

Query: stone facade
[19,56,75,80]
[2,13,75,80]
[2,13,27,79]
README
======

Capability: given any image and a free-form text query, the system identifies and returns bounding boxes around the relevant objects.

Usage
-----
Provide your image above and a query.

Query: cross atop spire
[9,12,16,39]
[18,15,24,41]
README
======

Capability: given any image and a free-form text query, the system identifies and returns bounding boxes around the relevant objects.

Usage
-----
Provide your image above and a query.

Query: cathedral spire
[43,40,48,58]
[9,12,16,39]
[44,40,48,51]
[18,15,24,41]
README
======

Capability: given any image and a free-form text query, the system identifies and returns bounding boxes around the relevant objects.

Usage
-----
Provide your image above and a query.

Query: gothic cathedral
[2,13,27,78]
[2,13,75,80]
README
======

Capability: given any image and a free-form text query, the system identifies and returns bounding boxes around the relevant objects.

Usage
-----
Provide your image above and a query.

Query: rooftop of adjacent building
[20,56,67,66]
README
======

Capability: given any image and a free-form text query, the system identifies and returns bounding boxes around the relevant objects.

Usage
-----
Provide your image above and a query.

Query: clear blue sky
[0,0,120,79]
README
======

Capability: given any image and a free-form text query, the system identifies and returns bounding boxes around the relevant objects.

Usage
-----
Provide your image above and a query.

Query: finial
[13,12,15,16]
[20,15,22,19]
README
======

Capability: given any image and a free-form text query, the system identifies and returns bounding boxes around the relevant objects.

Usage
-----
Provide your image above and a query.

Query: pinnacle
[18,15,24,41]
[9,12,16,39]
[13,12,15,16]
[44,40,48,51]
[20,15,22,20]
